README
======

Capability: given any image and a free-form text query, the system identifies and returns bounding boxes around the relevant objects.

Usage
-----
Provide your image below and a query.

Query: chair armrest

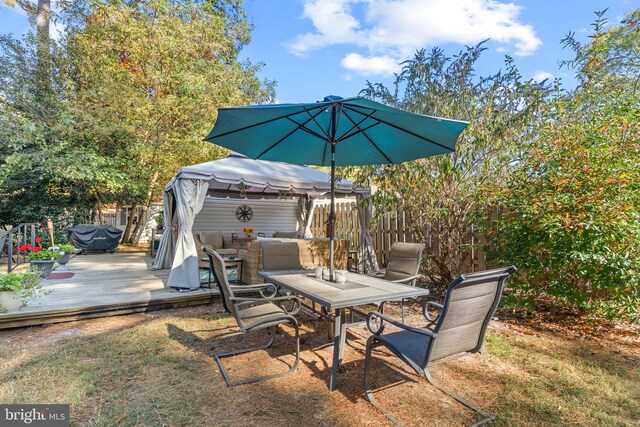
[229,283,277,298]
[366,311,437,338]
[232,295,301,315]
[390,274,421,285]
[422,301,443,323]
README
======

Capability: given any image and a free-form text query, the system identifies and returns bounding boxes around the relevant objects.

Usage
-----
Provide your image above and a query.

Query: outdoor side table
[223,257,243,284]
[201,256,244,287]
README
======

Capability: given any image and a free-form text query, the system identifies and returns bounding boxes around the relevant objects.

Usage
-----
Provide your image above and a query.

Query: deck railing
[0,223,39,273]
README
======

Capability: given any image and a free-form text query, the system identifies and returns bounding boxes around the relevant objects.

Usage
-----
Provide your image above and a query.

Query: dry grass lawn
[0,302,638,426]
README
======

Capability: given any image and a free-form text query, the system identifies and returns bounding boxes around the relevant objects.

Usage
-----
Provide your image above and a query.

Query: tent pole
[329,143,336,282]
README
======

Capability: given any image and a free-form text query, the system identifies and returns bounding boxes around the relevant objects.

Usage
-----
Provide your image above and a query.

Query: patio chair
[364,266,517,426]
[195,231,236,268]
[370,242,425,321]
[261,241,303,271]
[203,247,301,386]
[202,247,259,304]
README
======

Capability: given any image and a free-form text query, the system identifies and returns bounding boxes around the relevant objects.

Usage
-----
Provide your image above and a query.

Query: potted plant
[55,244,77,265]
[27,248,62,276]
[0,268,43,312]
[243,227,254,239]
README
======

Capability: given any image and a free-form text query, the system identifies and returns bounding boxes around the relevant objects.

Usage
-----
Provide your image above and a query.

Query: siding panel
[193,197,300,240]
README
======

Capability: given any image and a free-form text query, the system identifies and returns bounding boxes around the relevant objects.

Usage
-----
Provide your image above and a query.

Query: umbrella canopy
[205,96,469,279]
[206,96,468,166]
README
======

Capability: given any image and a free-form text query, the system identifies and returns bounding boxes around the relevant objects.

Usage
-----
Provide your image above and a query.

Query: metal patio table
[259,270,430,391]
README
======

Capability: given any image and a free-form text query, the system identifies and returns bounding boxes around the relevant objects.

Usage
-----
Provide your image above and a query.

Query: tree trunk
[128,171,159,243]
[35,0,51,100]
[94,189,104,224]
[121,202,137,243]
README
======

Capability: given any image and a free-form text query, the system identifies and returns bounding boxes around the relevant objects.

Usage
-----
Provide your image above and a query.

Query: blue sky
[0,0,636,103]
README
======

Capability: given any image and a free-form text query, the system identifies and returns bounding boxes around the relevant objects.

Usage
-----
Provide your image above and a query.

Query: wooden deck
[0,253,217,329]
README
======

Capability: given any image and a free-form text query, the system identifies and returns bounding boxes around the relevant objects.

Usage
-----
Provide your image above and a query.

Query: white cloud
[50,21,66,40]
[532,71,553,82]
[341,53,399,76]
[289,0,366,56]
[289,0,542,76]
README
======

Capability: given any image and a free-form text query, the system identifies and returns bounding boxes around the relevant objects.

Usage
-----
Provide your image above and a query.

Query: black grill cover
[67,224,123,251]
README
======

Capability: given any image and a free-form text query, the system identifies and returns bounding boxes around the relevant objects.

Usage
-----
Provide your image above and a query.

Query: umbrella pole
[329,144,336,282]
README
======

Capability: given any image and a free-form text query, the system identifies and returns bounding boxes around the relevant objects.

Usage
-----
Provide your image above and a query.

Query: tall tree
[352,44,548,284]
[0,23,127,227]
[2,0,52,97]
[66,0,274,242]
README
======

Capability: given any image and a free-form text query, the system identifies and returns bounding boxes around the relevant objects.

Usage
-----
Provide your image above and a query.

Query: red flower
[35,237,43,243]
[19,244,32,252]
[32,246,42,252]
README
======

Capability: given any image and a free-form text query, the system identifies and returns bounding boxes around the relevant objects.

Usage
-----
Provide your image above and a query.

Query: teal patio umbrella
[205,96,468,280]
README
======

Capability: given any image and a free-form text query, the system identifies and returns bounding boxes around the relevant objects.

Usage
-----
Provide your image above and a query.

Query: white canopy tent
[153,153,378,290]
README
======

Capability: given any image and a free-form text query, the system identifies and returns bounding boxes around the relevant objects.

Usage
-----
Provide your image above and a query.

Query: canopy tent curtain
[154,153,372,290]
[166,178,209,290]
[151,192,175,271]
[357,193,379,274]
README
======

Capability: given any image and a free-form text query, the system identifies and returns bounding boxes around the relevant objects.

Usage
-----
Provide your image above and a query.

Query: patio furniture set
[201,240,516,426]
[166,95,492,425]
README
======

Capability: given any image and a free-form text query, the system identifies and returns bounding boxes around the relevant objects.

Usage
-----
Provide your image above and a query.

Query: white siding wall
[193,197,300,240]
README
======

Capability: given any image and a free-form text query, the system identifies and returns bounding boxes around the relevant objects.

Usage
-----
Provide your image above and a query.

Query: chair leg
[424,368,495,427]
[363,338,406,426]
[215,323,300,387]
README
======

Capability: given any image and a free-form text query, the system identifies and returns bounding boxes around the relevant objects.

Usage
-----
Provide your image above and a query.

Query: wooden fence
[311,201,487,272]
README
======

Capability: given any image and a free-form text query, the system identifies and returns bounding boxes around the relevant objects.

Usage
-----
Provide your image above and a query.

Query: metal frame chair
[370,242,425,321]
[364,266,517,426]
[203,247,302,386]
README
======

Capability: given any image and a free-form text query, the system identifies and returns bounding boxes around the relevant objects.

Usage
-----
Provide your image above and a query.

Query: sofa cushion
[199,231,224,249]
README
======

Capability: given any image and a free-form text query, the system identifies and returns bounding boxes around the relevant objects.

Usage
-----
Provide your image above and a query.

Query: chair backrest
[203,247,238,317]
[261,242,302,271]
[384,242,425,283]
[274,230,299,239]
[427,266,516,363]
[199,231,224,249]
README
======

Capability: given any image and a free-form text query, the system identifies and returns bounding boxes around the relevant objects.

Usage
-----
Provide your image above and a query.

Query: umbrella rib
[206,104,328,140]
[335,109,379,142]
[336,121,380,142]
[341,109,393,164]
[303,106,332,141]
[287,117,330,140]
[300,105,333,166]
[256,108,327,159]
[343,102,454,152]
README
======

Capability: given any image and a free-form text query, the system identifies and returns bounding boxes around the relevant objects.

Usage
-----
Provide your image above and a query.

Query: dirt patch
[0,303,638,427]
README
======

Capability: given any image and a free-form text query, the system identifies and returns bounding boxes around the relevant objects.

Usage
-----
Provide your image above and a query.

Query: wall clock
[235,205,253,222]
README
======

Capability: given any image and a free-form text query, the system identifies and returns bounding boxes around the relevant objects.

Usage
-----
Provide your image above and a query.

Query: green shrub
[492,11,640,322]
[57,244,77,253]
[0,268,44,311]
[27,249,62,261]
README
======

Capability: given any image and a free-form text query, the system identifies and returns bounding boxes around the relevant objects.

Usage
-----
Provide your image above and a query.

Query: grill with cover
[67,224,122,252]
